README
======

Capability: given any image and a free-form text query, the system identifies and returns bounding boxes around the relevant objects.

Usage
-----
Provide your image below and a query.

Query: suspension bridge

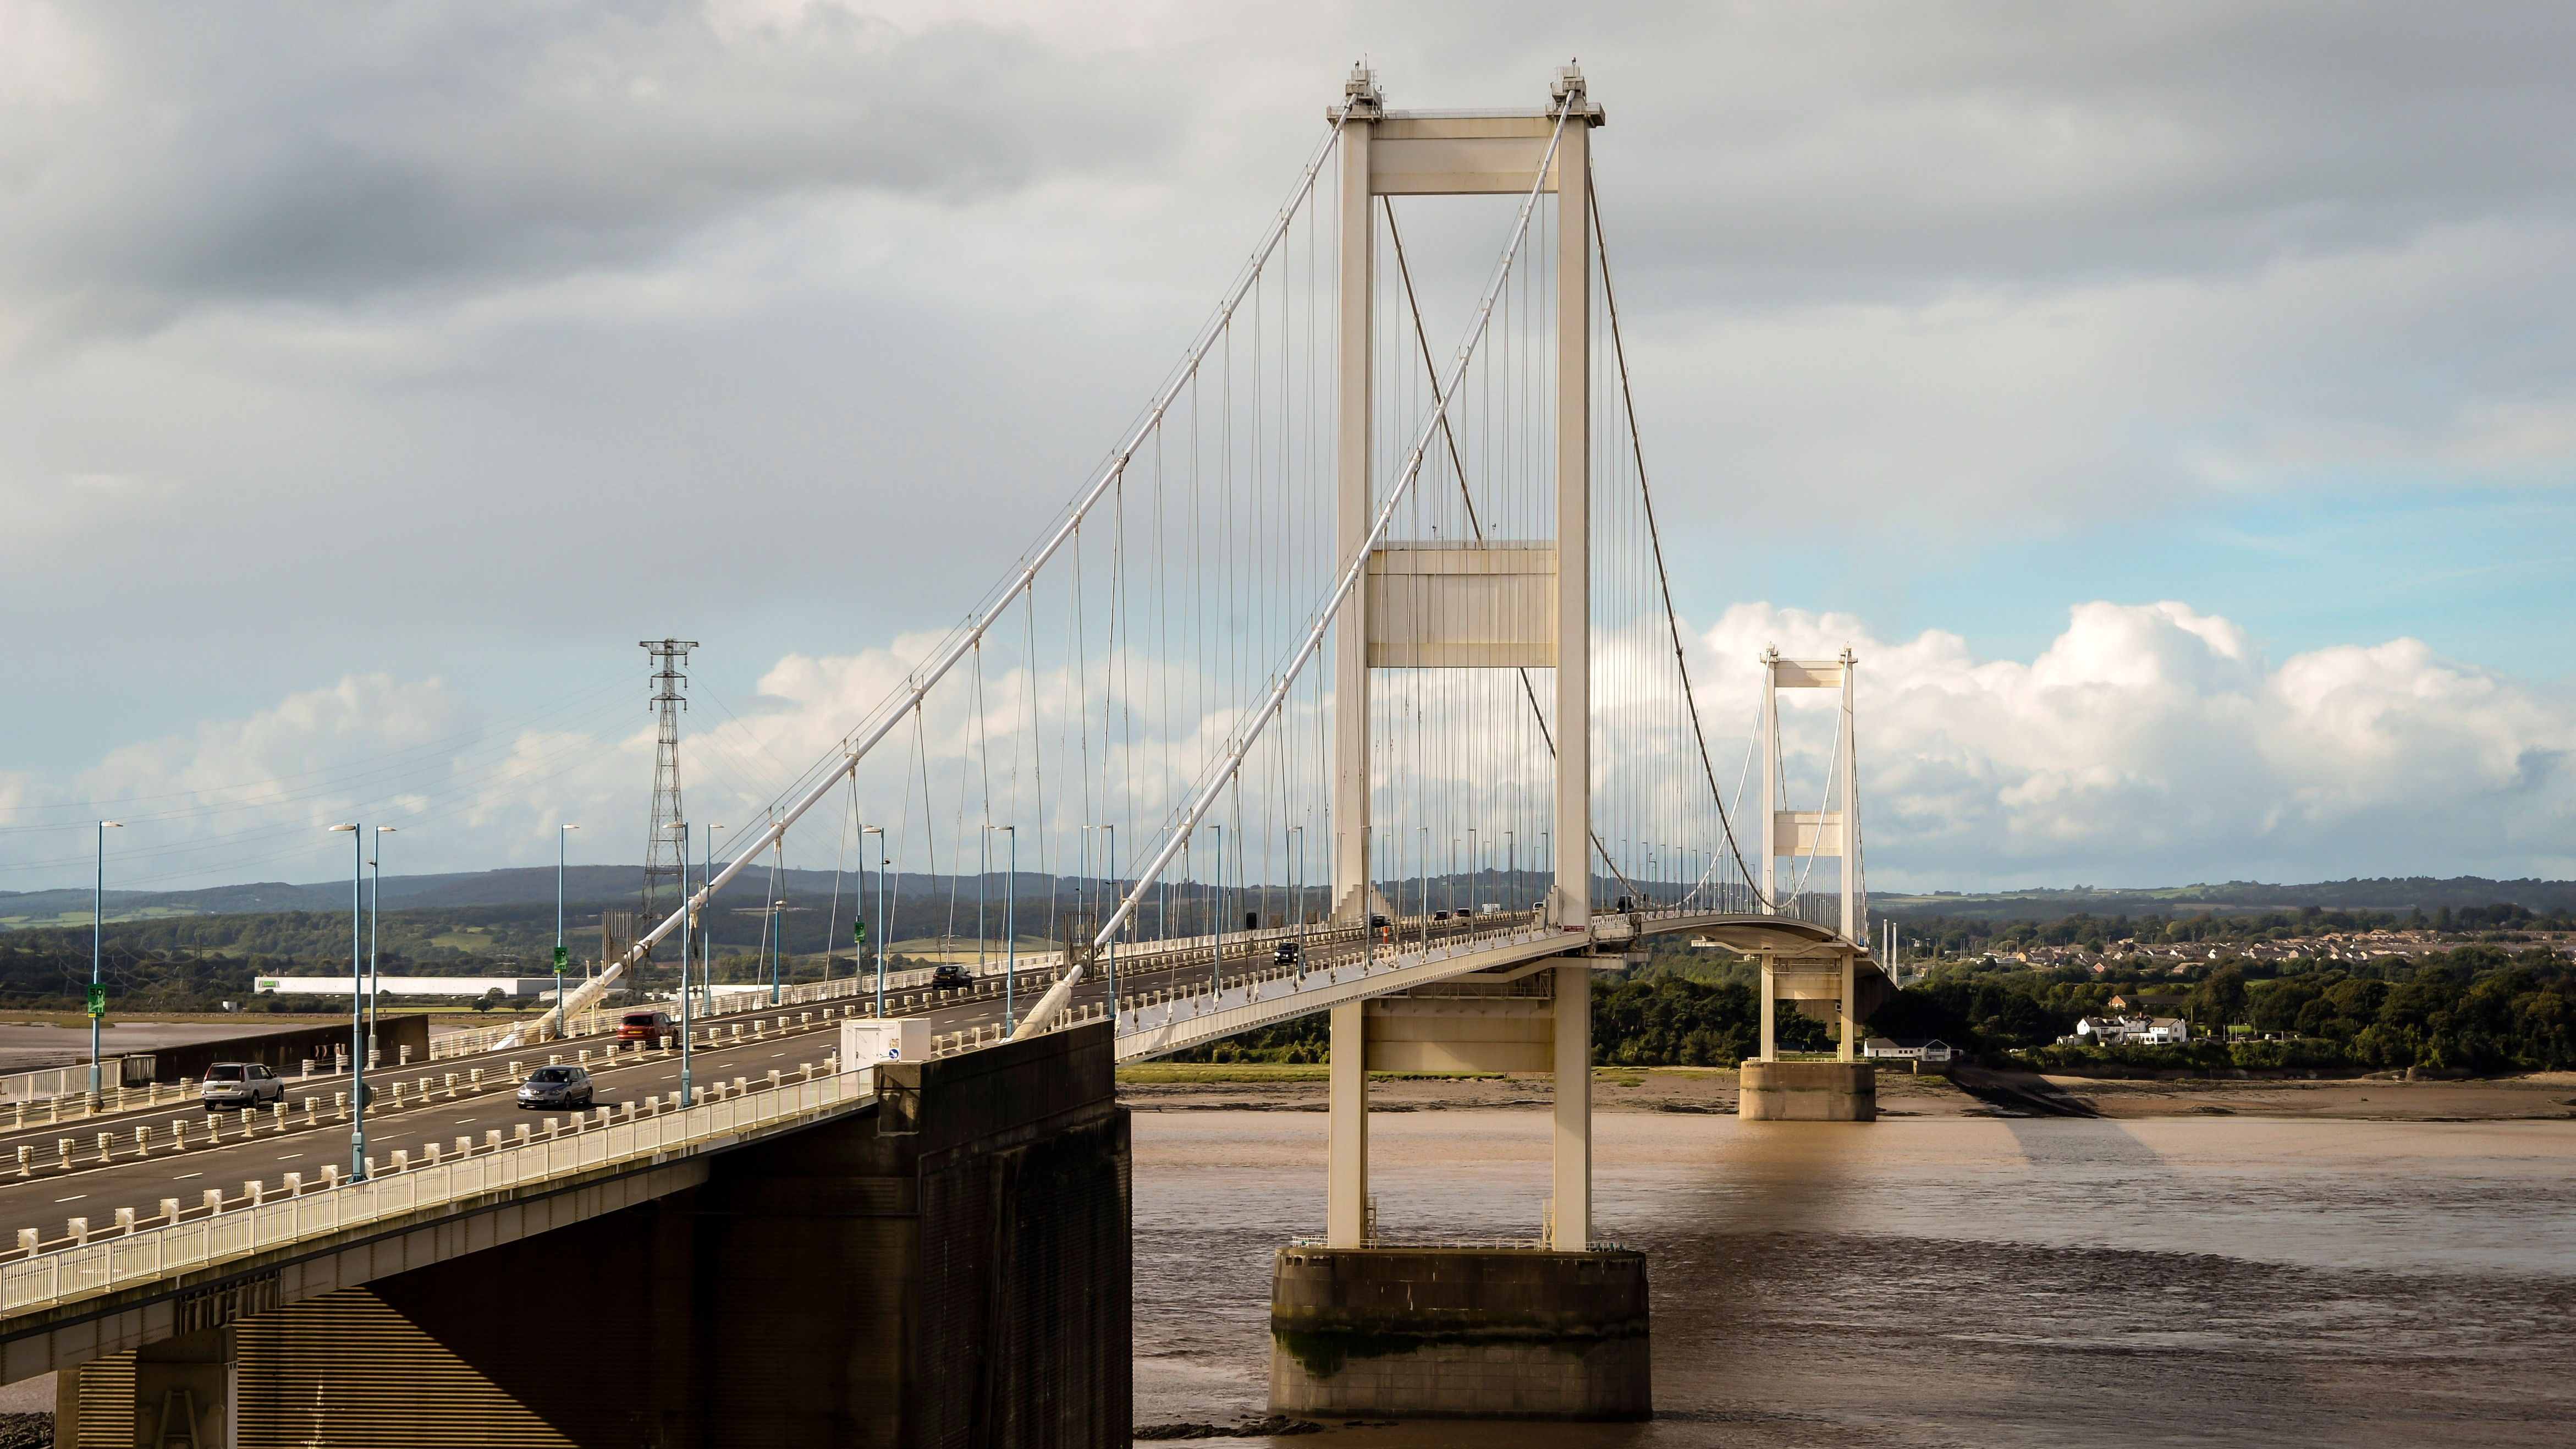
[2,65,1895,1442]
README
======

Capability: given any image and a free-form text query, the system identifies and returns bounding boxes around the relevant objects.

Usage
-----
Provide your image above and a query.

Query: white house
[1861,1037,1957,1063]
[2072,1015,2190,1047]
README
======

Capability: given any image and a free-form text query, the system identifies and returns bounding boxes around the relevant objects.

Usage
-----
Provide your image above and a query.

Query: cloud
[7,599,2569,896]
[1699,600,2576,888]
[5,1,2576,894]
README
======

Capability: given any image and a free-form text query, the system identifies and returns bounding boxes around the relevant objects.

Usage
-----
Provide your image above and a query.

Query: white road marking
[173,1173,201,1181]
[54,1195,84,1203]
[277,1154,301,1160]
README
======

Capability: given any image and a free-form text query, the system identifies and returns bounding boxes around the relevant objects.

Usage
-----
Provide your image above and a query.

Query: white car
[200,1062,285,1110]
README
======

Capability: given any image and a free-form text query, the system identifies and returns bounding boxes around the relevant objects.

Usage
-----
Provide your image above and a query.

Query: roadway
[0,909,1534,1252]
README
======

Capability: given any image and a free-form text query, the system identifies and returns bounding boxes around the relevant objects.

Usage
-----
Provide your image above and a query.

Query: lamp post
[862,826,887,1017]
[1287,825,1305,974]
[1209,824,1223,994]
[992,826,1018,1031]
[329,824,367,1181]
[371,827,396,1061]
[1418,826,1430,951]
[769,896,786,1006]
[671,821,694,1105]
[1081,824,1110,1030]
[703,826,724,1012]
[552,824,577,1038]
[89,821,122,1104]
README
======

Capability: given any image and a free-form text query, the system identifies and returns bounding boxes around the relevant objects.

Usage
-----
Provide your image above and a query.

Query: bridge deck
[1104,910,1885,1063]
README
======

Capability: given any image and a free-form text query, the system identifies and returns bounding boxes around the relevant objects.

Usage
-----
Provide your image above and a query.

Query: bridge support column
[1328,1000,1370,1247]
[1550,961,1590,1251]
[1839,950,1857,1063]
[1757,954,1776,1061]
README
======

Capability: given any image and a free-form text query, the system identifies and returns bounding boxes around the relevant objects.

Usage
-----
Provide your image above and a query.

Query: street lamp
[861,826,887,1017]
[1287,825,1306,975]
[702,826,724,1012]
[371,827,397,1060]
[89,821,122,1104]
[1082,824,1111,1030]
[992,825,1019,1032]
[769,896,787,1006]
[329,824,368,1181]
[670,821,695,1105]
[552,824,577,1039]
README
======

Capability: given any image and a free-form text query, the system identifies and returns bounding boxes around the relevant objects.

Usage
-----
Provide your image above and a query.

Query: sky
[5,0,2575,895]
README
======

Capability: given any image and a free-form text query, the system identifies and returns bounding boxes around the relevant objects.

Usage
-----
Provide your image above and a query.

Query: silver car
[516,1066,595,1110]
[200,1062,284,1111]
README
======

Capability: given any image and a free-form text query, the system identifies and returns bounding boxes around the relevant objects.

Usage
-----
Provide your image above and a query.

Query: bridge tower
[1739,646,1881,1120]
[1325,63,1604,1256]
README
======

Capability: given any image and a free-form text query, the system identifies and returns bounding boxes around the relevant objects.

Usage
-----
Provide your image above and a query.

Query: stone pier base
[1739,1061,1877,1120]
[1268,1247,1650,1420]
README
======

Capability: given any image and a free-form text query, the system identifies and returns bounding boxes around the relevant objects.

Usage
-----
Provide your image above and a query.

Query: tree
[2190,966,2249,1029]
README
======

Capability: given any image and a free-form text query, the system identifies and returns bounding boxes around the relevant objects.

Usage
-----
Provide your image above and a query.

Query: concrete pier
[1738,1060,1877,1121]
[1269,1247,1650,1420]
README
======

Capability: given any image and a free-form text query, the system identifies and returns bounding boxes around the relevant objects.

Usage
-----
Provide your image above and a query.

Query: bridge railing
[0,1064,872,1318]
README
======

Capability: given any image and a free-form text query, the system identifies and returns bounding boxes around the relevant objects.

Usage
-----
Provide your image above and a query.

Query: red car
[618,1011,675,1043]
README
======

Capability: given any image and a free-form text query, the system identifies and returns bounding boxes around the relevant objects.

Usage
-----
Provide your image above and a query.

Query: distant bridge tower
[640,639,698,951]
[1755,645,1869,1062]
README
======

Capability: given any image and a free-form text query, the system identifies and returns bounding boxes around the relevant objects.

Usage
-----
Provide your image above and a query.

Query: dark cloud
[2,1,1181,306]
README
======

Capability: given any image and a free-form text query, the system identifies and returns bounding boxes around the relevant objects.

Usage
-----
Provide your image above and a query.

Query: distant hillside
[1,865,873,929]
[1876,876,2576,921]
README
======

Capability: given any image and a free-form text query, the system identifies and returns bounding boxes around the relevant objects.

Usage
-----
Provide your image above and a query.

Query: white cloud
[1699,601,2576,888]
[7,600,2569,895]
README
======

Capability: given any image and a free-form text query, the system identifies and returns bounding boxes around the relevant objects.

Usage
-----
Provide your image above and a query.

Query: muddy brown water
[1133,1110,2576,1446]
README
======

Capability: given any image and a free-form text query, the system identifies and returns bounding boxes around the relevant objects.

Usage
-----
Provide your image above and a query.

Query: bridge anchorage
[1,62,1898,1445]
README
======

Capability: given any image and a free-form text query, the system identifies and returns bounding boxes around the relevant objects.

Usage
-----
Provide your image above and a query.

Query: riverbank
[1116,1066,2576,1120]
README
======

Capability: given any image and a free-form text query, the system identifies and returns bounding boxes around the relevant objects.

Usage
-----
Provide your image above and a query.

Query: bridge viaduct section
[24,1029,1126,1447]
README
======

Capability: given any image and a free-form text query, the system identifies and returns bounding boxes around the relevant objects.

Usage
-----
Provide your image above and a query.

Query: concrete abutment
[35,1025,1128,1447]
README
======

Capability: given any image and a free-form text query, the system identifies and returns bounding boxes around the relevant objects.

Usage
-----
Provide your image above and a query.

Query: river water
[1132,1108,2576,1447]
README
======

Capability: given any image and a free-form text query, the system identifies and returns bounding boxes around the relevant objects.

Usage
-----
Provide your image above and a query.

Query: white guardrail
[0,1059,154,1108]
[0,1066,872,1317]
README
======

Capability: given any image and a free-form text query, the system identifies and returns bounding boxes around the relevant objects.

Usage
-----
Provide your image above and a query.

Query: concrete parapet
[1738,1060,1876,1121]
[32,1025,1130,1447]
[1269,1247,1650,1420]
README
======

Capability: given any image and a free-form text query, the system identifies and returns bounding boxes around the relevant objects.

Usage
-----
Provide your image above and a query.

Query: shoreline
[1116,1066,2576,1121]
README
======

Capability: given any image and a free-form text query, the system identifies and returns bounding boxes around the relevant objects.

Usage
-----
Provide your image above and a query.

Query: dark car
[617,1011,674,1043]
[200,1062,284,1111]
[517,1066,595,1110]
[931,964,975,989]
[1273,940,1301,966]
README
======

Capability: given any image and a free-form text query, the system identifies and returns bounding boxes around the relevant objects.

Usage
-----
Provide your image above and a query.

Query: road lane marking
[173,1173,201,1180]
[54,1195,84,1203]
[277,1154,301,1160]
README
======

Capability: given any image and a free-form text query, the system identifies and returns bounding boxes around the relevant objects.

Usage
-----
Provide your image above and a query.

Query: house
[1862,1037,1957,1064]
[2072,1016,2191,1047]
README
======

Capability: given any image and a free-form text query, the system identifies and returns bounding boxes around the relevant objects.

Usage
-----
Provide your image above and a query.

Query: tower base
[1269,1247,1650,1420]
[1739,1060,1877,1120]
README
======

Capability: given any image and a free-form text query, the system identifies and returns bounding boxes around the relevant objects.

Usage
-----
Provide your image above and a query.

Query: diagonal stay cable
[503,98,1369,1047]
[1009,95,1583,1041]
[1591,182,1764,908]
[1383,197,1642,910]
